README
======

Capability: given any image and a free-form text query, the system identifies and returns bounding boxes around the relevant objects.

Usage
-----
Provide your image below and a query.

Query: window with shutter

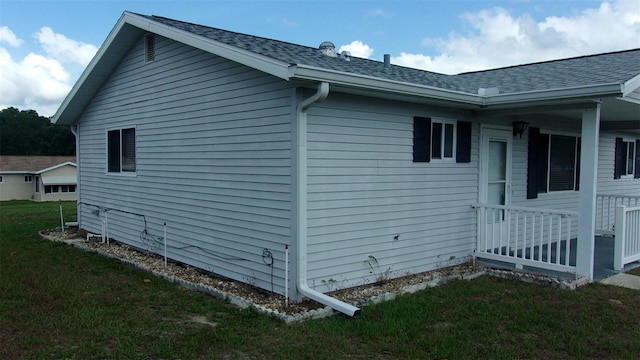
[413,117,471,163]
[527,129,581,196]
[615,137,640,179]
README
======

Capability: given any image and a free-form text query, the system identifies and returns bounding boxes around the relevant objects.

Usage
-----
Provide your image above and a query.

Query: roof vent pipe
[319,41,337,57]
[384,54,391,68]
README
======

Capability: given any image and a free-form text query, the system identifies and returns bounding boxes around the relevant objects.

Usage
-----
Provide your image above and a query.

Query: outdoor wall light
[512,121,530,138]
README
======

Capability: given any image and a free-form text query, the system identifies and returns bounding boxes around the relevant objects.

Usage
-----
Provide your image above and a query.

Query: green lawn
[2,201,639,359]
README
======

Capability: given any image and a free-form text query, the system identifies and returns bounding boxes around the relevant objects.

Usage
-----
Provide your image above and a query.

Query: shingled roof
[0,156,76,173]
[143,15,461,91]
[146,14,640,95]
[53,12,640,125]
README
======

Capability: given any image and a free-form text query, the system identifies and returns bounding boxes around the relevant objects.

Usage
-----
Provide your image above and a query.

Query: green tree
[0,107,75,155]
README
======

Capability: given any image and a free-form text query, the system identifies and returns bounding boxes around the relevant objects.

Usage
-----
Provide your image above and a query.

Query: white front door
[480,127,512,241]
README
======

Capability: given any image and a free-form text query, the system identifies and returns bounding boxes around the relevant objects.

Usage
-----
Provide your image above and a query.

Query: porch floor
[478,236,640,281]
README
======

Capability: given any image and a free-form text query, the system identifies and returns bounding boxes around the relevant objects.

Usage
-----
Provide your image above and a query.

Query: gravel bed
[41,227,581,323]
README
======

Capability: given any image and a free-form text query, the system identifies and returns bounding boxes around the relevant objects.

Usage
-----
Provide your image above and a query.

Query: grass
[1,200,640,359]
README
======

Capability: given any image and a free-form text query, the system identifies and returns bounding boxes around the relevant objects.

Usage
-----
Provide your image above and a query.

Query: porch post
[576,103,601,281]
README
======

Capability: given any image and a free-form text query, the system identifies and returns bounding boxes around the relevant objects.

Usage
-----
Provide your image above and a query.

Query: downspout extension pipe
[295,82,361,318]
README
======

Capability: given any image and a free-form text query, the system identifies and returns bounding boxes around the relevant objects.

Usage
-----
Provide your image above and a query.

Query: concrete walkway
[600,273,640,290]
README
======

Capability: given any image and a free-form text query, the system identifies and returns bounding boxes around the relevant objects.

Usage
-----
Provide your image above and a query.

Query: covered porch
[473,81,640,282]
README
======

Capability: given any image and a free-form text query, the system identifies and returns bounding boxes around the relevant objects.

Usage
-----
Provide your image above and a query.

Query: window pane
[488,183,505,206]
[549,135,576,191]
[69,185,76,192]
[488,141,506,182]
[108,130,121,172]
[122,128,136,172]
[627,141,635,175]
[444,123,454,158]
[432,122,442,159]
[45,185,51,194]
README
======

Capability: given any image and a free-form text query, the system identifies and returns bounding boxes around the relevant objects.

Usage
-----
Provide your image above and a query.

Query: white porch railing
[472,203,579,273]
[596,194,640,235]
[614,205,640,270]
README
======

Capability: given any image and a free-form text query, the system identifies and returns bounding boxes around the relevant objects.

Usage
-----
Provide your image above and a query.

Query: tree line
[0,107,75,156]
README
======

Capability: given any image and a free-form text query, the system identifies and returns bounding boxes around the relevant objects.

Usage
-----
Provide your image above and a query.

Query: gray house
[54,12,640,316]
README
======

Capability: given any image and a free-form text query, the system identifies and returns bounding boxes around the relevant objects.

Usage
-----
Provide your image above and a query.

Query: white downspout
[70,123,80,229]
[295,82,361,317]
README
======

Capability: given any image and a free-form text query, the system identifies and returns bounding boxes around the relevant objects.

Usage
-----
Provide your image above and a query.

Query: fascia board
[36,162,77,174]
[53,13,141,125]
[292,65,483,106]
[140,16,292,80]
[482,83,623,107]
[0,171,33,175]
[622,74,640,97]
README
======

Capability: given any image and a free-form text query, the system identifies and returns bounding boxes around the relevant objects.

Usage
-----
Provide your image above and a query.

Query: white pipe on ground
[163,222,167,267]
[59,201,65,232]
[295,82,361,318]
[105,211,109,245]
[285,244,289,307]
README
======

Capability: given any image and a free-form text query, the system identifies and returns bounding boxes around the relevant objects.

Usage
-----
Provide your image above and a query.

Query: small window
[0,175,3,183]
[108,128,136,173]
[45,185,60,194]
[35,175,40,193]
[614,138,640,179]
[145,33,155,63]
[69,185,76,193]
[413,117,470,163]
[24,175,33,183]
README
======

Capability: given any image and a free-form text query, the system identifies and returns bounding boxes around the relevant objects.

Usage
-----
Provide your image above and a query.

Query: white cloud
[36,27,98,66]
[0,48,72,116]
[0,26,95,116]
[339,40,375,59]
[0,26,23,47]
[394,0,640,74]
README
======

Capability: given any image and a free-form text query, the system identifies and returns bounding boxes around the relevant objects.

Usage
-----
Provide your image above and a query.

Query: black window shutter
[527,127,540,199]
[614,137,625,179]
[413,117,431,162]
[635,139,640,179]
[456,121,472,163]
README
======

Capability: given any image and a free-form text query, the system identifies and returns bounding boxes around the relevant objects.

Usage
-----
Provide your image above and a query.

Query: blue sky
[1,0,639,116]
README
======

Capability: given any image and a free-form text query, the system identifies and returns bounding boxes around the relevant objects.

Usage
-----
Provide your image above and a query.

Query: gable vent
[144,33,155,63]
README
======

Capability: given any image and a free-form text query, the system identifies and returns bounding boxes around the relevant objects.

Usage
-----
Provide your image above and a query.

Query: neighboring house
[53,12,639,316]
[0,156,77,202]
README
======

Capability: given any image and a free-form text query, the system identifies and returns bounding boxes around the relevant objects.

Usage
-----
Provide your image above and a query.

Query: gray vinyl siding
[306,94,478,292]
[76,35,293,294]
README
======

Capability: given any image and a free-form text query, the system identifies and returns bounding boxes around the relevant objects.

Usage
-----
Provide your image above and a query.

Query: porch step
[600,273,640,290]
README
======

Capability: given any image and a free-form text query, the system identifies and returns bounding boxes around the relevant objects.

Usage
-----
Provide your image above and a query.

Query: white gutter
[481,82,623,106]
[295,82,361,318]
[292,64,481,106]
